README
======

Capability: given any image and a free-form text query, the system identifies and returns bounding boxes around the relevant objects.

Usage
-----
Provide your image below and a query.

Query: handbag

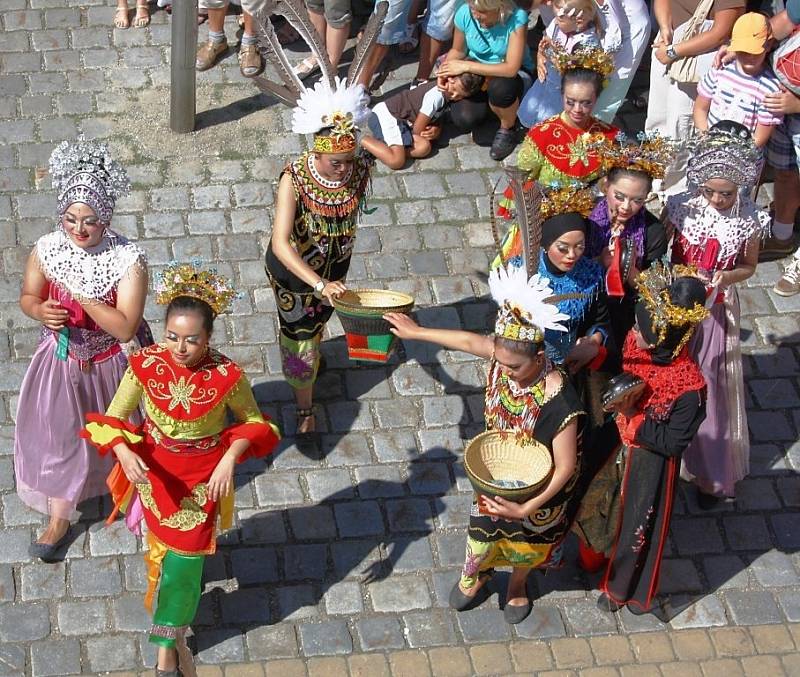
[666,0,714,84]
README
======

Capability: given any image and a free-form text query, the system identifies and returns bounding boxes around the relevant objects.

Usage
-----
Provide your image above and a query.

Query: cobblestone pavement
[1,3,800,676]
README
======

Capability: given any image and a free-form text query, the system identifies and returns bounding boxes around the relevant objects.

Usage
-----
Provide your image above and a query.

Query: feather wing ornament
[347,1,389,85]
[489,265,570,333]
[504,167,544,278]
[250,6,305,107]
[273,0,336,88]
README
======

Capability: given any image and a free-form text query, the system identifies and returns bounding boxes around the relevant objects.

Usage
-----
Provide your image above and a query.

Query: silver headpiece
[48,138,131,223]
[686,125,762,188]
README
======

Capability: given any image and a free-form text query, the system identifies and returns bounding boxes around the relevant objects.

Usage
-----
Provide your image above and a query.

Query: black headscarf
[635,276,707,364]
[541,212,588,249]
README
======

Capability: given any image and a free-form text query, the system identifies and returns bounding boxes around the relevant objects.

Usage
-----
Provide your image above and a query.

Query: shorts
[421,0,458,41]
[199,0,227,9]
[367,102,413,147]
[306,0,352,28]
[378,0,414,45]
[767,114,800,172]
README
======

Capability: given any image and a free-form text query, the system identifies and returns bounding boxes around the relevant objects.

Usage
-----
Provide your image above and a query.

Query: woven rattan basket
[464,430,554,503]
[333,289,414,362]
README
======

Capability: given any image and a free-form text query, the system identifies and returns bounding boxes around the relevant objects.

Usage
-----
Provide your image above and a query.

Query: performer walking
[386,265,584,624]
[81,263,280,677]
[588,264,709,614]
[15,138,150,561]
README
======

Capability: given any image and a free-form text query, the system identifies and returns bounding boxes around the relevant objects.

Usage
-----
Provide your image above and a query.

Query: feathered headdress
[490,265,570,344]
[155,261,239,316]
[48,137,131,223]
[245,0,387,153]
[635,262,709,357]
[686,123,762,188]
[550,43,615,80]
[593,131,679,180]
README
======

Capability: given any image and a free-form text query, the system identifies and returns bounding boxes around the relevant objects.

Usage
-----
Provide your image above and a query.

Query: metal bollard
[170,0,198,133]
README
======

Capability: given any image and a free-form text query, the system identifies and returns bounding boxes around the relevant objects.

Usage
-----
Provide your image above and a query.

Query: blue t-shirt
[788,0,800,24]
[454,3,533,72]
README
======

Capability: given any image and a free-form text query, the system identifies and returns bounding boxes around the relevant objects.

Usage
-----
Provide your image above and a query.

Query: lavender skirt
[14,336,131,520]
[681,289,748,497]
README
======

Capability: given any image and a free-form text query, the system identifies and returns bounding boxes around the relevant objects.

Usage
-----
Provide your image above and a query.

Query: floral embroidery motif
[280,345,316,382]
[632,506,654,553]
[136,482,209,532]
[167,376,197,413]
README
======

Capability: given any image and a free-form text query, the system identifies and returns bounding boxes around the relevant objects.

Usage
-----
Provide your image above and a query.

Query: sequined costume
[461,361,585,588]
[265,151,373,388]
[81,344,280,648]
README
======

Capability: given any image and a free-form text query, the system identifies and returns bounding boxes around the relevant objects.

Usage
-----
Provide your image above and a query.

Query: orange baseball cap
[729,13,772,54]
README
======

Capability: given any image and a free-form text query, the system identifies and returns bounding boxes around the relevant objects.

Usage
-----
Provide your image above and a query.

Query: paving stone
[277,584,321,621]
[776,589,800,621]
[658,559,704,594]
[562,598,618,636]
[513,605,567,639]
[333,501,384,537]
[20,561,65,600]
[324,580,364,615]
[354,465,405,498]
[0,565,15,603]
[0,645,26,677]
[220,588,271,624]
[370,576,432,612]
[287,505,337,540]
[671,518,725,555]
[457,605,511,642]
[195,630,246,664]
[283,544,328,581]
[386,498,433,532]
[770,512,800,548]
[669,595,729,629]
[399,608,458,649]
[725,590,783,625]
[0,602,50,641]
[247,624,299,660]
[30,638,81,677]
[702,555,750,591]
[254,473,305,506]
[88,520,138,556]
[305,469,354,502]
[386,537,435,572]
[299,620,353,656]
[750,550,800,587]
[734,478,782,510]
[436,494,473,529]
[355,616,406,651]
[331,539,381,579]
[69,556,122,597]
[112,594,151,632]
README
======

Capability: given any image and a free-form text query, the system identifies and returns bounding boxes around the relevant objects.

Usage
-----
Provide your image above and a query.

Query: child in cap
[360,72,484,169]
[693,12,783,148]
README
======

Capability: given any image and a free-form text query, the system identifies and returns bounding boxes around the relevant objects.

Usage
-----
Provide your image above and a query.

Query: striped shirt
[697,62,784,131]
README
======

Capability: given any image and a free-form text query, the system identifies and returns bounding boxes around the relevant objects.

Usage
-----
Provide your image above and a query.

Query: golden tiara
[540,183,596,220]
[155,262,238,316]
[550,44,615,79]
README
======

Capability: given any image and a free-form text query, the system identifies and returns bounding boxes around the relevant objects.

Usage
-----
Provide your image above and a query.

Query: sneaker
[758,234,795,262]
[490,125,521,161]
[196,38,228,72]
[238,43,264,78]
[773,258,800,297]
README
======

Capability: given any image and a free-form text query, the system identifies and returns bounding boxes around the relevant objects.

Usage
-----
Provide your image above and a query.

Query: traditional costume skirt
[681,291,748,497]
[105,425,234,648]
[15,331,131,520]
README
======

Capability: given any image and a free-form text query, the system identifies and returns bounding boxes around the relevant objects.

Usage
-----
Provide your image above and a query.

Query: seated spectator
[694,12,782,147]
[437,0,534,160]
[361,73,485,169]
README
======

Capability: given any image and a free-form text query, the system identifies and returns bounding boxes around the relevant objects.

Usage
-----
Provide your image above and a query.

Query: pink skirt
[14,337,132,520]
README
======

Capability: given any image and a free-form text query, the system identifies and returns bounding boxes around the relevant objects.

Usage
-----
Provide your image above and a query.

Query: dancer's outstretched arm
[385,312,494,360]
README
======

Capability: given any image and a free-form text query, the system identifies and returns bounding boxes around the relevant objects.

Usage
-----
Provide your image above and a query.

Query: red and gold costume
[82,343,280,647]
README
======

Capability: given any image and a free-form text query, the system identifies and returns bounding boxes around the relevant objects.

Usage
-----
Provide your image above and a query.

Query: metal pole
[170,0,198,133]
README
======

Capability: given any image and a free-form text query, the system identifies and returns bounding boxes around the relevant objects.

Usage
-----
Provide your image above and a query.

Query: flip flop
[294,56,320,80]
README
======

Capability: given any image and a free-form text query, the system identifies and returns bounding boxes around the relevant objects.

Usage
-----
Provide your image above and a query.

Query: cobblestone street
[1,2,799,675]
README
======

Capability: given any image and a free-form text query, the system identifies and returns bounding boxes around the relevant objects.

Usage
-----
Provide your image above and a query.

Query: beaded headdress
[491,265,570,344]
[155,262,238,316]
[48,138,131,223]
[635,262,709,357]
[540,183,595,220]
[594,131,678,180]
[550,43,615,80]
[686,124,762,188]
[244,0,387,152]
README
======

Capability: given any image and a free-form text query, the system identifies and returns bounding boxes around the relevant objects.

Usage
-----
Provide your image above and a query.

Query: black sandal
[295,406,317,436]
[449,570,494,611]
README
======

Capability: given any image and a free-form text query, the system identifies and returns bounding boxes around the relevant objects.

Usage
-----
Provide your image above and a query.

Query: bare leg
[206,6,226,32]
[506,566,531,606]
[490,100,520,130]
[357,43,390,89]
[295,385,315,434]
[115,0,130,28]
[157,647,178,672]
[37,516,69,545]
[241,10,258,38]
[415,32,445,80]
[409,134,432,159]
[326,22,351,69]
[360,136,408,169]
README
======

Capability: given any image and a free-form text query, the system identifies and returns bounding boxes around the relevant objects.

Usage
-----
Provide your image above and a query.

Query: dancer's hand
[384,312,421,339]
[114,444,149,484]
[322,280,347,304]
[207,454,236,502]
[564,336,600,373]
[38,299,69,330]
[479,494,527,521]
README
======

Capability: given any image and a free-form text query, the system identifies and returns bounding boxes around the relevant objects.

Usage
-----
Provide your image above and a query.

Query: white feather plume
[489,265,570,333]
[291,76,371,135]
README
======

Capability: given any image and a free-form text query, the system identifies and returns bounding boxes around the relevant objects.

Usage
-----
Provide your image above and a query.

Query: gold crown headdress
[155,262,238,316]
[550,43,615,79]
[635,262,710,357]
[540,183,595,220]
[593,131,679,180]
[490,265,570,343]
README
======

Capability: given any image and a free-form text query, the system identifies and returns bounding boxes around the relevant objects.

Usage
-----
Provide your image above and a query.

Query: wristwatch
[313,279,327,299]
[666,45,679,61]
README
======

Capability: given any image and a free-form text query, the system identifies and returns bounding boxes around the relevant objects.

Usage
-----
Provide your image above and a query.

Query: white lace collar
[667,192,770,265]
[35,229,146,301]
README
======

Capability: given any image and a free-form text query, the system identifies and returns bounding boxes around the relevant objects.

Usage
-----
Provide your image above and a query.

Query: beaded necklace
[484,358,551,443]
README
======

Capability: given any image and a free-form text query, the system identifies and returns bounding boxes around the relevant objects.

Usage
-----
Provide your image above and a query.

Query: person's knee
[449,104,486,132]
[410,135,432,158]
[487,77,522,109]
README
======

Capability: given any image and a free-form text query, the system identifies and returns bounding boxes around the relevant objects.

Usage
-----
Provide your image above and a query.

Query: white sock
[772,220,793,240]
[208,30,226,44]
